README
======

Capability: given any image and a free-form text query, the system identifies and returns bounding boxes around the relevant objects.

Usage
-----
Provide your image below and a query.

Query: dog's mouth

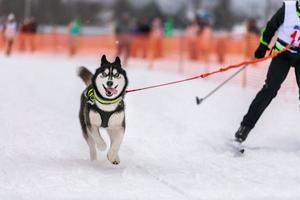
[103,85,118,97]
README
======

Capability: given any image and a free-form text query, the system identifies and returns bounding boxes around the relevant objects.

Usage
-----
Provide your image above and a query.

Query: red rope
[126,46,291,94]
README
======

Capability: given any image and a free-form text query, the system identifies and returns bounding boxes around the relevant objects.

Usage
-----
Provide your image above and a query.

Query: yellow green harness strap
[86,88,123,105]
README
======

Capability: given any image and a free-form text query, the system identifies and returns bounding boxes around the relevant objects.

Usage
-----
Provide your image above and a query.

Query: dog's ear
[101,55,108,64]
[114,56,121,66]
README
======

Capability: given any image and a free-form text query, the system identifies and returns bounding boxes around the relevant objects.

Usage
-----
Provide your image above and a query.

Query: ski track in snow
[0,54,300,200]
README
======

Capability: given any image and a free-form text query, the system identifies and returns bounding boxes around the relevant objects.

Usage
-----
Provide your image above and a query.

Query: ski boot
[233,126,252,154]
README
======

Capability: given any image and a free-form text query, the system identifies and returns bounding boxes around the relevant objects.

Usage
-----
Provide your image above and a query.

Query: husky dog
[78,55,128,165]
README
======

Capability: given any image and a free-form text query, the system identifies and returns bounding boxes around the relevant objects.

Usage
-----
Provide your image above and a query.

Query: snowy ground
[0,54,300,200]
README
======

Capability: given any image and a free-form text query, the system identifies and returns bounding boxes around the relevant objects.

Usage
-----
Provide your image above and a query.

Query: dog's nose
[107,81,113,87]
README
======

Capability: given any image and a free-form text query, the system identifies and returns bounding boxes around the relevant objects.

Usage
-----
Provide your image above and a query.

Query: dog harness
[85,87,124,128]
[86,88,123,105]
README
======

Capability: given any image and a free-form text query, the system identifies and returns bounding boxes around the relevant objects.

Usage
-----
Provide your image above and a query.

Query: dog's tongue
[107,87,118,95]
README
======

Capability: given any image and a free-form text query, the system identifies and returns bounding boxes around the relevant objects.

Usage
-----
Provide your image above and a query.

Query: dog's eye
[101,72,108,77]
[113,72,120,78]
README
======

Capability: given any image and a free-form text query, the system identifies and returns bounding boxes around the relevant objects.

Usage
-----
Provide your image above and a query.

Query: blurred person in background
[115,13,133,67]
[27,17,38,52]
[244,18,260,59]
[198,18,213,65]
[151,17,164,59]
[68,18,81,56]
[19,18,30,51]
[0,16,4,47]
[2,13,17,56]
[234,0,300,147]
[135,17,151,59]
[51,24,59,51]
[215,33,227,64]
[148,17,164,69]
[185,19,200,60]
[242,18,260,87]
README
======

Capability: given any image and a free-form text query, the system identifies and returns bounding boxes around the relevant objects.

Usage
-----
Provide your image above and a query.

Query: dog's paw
[107,152,120,165]
[96,141,107,151]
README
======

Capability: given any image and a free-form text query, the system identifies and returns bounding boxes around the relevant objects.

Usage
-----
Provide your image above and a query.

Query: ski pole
[196,64,248,105]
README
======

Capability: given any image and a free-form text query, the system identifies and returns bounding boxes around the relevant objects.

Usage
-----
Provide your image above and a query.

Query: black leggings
[241,52,300,129]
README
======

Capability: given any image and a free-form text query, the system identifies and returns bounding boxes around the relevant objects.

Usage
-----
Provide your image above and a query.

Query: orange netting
[0,32,298,98]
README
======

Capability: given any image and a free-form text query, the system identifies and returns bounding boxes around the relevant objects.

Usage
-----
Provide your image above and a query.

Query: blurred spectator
[132,17,151,59]
[148,17,164,69]
[2,13,17,56]
[215,32,228,64]
[246,18,260,35]
[27,17,38,52]
[151,17,164,59]
[68,18,81,56]
[242,18,260,87]
[185,19,199,60]
[19,18,30,51]
[244,18,260,59]
[164,17,174,37]
[115,14,133,67]
[51,24,59,51]
[198,20,213,64]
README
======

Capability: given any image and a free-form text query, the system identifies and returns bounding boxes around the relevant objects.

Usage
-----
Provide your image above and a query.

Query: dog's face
[92,55,128,100]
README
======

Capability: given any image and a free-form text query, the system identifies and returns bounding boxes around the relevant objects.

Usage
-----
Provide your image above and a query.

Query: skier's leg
[236,54,291,142]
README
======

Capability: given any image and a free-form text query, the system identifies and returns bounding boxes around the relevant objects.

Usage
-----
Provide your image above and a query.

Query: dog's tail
[78,66,93,86]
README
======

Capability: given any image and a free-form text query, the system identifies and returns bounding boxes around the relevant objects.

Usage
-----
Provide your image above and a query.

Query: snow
[0,54,300,200]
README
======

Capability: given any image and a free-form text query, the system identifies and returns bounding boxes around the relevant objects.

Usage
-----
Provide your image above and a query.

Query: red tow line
[126,46,291,94]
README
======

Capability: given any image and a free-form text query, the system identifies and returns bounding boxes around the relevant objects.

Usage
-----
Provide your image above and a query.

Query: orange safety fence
[0,32,258,58]
[0,32,298,99]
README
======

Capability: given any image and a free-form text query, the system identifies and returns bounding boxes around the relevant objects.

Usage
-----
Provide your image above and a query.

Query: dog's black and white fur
[78,55,128,165]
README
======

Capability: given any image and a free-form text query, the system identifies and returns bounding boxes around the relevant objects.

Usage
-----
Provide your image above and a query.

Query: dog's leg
[89,110,107,151]
[107,127,124,165]
[86,135,97,161]
[89,126,107,151]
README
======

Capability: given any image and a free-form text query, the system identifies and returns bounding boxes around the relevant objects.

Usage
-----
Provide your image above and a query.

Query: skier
[115,13,133,67]
[234,0,300,148]
[2,13,17,56]
[68,18,81,56]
